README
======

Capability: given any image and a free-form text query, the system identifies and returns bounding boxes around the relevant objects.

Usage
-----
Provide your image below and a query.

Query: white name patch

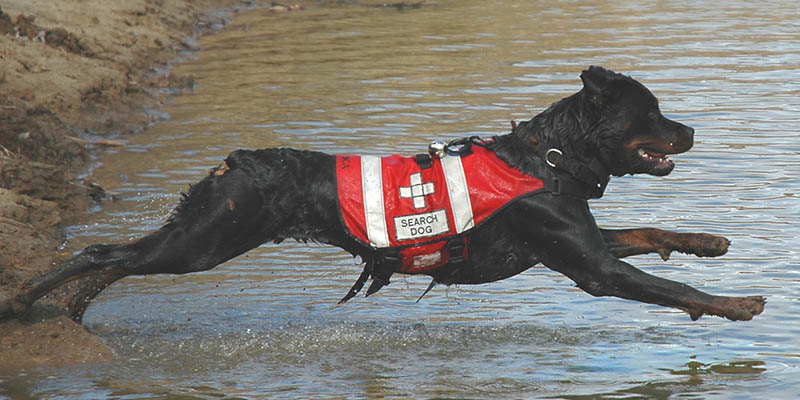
[394,209,449,241]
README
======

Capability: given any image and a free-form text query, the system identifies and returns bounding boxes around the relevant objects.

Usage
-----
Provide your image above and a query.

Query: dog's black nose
[672,124,695,153]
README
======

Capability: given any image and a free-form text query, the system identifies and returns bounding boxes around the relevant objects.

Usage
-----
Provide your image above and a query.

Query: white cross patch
[399,173,435,209]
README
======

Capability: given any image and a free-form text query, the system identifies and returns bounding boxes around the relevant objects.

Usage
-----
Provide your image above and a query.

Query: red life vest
[336,145,543,274]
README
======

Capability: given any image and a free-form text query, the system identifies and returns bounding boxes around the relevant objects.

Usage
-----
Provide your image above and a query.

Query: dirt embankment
[0,0,262,371]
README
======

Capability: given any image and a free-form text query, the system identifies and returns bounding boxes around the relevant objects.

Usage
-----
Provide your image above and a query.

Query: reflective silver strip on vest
[361,156,390,248]
[441,155,474,233]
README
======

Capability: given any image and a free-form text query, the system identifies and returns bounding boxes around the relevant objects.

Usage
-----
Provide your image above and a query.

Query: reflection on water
[4,0,799,398]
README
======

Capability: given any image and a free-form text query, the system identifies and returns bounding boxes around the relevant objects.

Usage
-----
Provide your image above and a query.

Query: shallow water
[3,0,800,398]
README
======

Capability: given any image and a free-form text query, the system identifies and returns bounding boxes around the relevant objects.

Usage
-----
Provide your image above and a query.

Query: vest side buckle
[447,238,467,264]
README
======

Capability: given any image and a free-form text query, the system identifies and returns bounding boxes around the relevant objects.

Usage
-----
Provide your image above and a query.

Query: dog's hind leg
[11,243,129,315]
[601,228,730,261]
[67,269,127,321]
[12,149,342,320]
[12,176,275,318]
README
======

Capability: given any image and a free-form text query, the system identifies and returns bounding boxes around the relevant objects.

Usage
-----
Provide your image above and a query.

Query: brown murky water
[3,1,799,398]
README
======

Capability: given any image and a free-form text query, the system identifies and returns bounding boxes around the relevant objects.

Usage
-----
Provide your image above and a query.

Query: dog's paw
[720,296,766,321]
[679,233,730,258]
[683,295,765,321]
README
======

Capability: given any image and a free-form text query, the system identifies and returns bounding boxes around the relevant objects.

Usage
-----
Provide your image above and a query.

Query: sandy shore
[0,0,269,371]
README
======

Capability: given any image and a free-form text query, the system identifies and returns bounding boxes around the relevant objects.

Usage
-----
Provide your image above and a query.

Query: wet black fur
[9,66,766,322]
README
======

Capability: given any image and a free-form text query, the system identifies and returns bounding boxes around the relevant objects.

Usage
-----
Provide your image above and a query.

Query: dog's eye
[648,111,659,121]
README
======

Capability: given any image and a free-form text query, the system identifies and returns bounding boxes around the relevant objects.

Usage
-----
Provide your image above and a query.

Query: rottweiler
[4,66,765,322]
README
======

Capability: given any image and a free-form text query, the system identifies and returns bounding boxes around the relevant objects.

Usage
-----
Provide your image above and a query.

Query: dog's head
[579,66,694,177]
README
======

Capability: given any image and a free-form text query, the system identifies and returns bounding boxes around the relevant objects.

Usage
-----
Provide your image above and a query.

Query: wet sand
[0,0,283,371]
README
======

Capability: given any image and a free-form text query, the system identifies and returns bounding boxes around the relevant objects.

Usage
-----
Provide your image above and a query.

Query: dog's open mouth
[637,147,674,171]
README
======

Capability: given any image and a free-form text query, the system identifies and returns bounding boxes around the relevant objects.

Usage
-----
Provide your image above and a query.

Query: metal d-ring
[545,148,562,168]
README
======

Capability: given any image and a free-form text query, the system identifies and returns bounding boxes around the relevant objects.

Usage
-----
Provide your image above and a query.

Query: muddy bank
[0,0,276,372]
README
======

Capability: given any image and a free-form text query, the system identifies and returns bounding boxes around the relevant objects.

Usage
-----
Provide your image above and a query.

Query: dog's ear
[580,66,610,106]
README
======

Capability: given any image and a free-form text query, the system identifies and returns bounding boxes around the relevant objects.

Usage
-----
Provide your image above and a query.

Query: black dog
[6,66,765,322]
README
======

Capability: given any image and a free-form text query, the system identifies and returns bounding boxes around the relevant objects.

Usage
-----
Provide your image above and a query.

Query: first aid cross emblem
[399,173,435,209]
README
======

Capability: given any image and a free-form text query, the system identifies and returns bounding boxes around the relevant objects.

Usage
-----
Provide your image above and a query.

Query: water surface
[3,1,799,398]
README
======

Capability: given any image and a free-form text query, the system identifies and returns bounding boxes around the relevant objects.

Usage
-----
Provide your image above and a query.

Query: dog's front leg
[543,233,764,321]
[569,256,765,321]
[518,197,764,321]
[600,228,729,261]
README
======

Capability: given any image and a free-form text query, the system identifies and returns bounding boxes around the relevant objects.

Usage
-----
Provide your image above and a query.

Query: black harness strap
[446,135,497,155]
[366,251,401,296]
[339,260,373,304]
[447,237,467,265]
[544,149,609,199]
